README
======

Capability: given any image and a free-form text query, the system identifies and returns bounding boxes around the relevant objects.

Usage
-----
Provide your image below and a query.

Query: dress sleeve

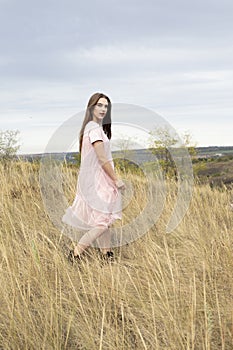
[89,126,103,144]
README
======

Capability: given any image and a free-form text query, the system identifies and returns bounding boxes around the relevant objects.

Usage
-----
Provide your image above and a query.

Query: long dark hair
[79,92,112,153]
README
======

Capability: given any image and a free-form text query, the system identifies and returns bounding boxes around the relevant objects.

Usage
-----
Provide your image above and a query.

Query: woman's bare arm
[92,140,125,189]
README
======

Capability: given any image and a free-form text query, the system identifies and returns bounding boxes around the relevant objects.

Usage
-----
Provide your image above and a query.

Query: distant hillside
[193,158,233,186]
[16,146,233,187]
[18,146,233,164]
[196,146,233,157]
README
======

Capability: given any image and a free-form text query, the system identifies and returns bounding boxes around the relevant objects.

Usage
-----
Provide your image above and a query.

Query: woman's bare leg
[74,225,107,256]
[96,227,111,254]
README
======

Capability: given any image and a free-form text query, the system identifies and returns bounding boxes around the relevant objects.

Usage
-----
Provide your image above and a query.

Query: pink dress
[62,121,122,230]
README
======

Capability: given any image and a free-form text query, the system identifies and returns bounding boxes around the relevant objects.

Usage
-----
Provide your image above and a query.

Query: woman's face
[92,97,109,123]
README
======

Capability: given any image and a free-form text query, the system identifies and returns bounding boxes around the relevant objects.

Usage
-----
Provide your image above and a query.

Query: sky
[0,0,233,154]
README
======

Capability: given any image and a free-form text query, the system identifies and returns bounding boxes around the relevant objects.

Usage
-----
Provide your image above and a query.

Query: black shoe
[101,251,114,262]
[106,251,114,259]
[68,250,81,264]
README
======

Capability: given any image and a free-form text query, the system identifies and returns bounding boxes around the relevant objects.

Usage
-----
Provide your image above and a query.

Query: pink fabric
[62,121,122,230]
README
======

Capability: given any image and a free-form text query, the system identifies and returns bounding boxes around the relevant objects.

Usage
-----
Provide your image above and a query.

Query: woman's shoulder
[84,121,101,132]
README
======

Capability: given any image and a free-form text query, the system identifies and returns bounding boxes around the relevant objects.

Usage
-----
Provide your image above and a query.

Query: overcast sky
[0,0,232,154]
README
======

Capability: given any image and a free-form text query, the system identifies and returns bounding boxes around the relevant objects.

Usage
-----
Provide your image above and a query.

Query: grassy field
[194,158,233,188]
[0,160,233,349]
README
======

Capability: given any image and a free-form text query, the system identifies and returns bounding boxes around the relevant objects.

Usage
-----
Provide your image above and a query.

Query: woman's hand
[114,179,126,190]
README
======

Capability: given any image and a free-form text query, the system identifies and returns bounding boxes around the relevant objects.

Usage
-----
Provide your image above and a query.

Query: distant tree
[0,130,20,160]
[112,135,137,174]
[148,127,196,178]
[182,131,197,157]
[112,135,135,159]
[148,126,178,177]
[181,131,207,177]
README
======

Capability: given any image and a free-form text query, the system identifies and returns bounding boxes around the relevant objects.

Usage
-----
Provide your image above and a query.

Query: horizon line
[17,145,233,157]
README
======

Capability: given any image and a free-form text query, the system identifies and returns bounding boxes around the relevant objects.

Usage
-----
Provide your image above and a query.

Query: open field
[194,159,233,188]
[0,160,233,349]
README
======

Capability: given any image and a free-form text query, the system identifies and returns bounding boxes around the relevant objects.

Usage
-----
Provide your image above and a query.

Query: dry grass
[0,160,233,349]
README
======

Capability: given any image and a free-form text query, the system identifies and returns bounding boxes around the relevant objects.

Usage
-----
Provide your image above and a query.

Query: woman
[62,92,126,262]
